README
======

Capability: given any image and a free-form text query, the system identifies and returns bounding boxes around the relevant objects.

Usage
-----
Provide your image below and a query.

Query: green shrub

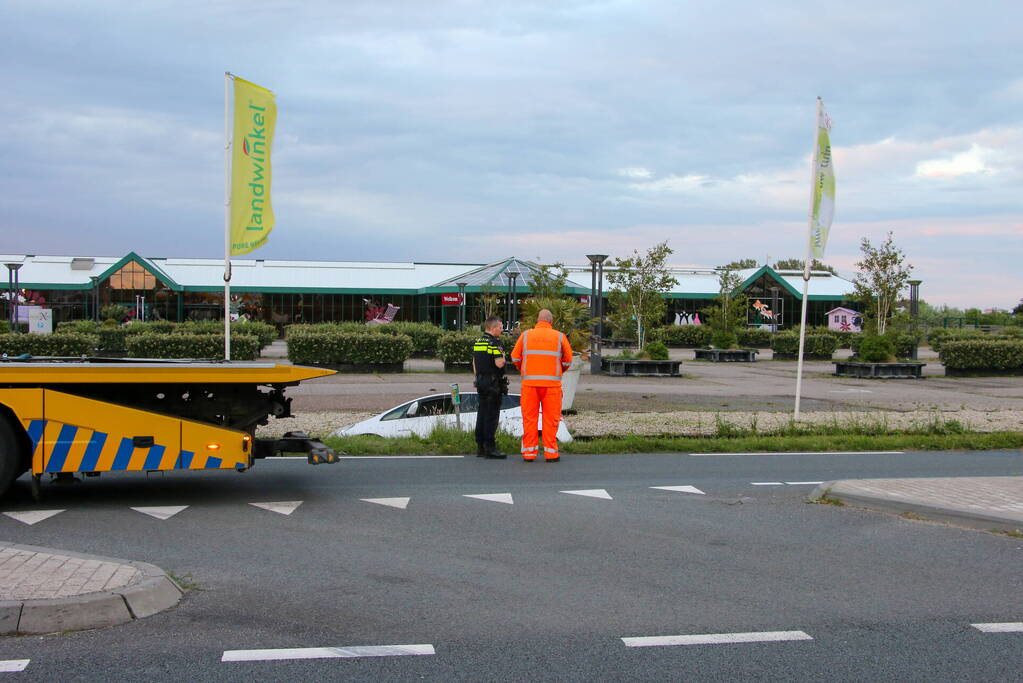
[771,331,800,355]
[287,331,413,365]
[643,341,670,360]
[857,335,895,363]
[651,326,711,347]
[737,328,773,348]
[126,333,260,361]
[97,327,129,352]
[437,332,477,365]
[231,321,277,348]
[57,320,99,335]
[376,322,444,356]
[0,333,97,357]
[100,304,129,321]
[888,333,920,359]
[940,340,1023,371]
[710,330,738,349]
[771,332,837,358]
[927,328,986,352]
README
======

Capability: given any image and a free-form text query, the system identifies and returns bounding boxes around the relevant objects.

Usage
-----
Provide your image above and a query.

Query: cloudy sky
[2,0,1021,307]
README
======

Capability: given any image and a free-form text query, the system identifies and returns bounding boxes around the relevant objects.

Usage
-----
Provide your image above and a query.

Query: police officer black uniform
[472,316,508,459]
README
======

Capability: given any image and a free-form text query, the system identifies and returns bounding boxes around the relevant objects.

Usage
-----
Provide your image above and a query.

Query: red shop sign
[441,293,464,306]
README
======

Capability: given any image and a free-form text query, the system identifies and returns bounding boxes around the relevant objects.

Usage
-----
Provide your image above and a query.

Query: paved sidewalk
[0,542,182,635]
[810,477,1023,533]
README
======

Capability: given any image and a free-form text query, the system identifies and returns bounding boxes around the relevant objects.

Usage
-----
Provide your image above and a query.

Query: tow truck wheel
[0,417,24,499]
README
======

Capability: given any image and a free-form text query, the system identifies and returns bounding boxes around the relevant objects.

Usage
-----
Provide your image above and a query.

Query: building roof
[1,253,854,300]
[428,257,589,293]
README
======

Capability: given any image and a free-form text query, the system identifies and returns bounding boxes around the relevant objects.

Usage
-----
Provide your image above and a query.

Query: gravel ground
[257,408,1023,439]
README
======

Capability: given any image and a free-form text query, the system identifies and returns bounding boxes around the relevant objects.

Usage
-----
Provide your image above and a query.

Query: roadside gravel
[257,408,1023,439]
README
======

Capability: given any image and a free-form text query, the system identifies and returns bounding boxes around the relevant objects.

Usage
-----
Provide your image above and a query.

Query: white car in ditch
[333,392,573,442]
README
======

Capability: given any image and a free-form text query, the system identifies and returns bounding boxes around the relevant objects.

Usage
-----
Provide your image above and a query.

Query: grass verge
[323,426,1023,456]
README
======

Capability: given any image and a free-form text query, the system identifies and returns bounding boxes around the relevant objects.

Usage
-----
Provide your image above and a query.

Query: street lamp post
[5,263,23,333]
[456,282,467,332]
[586,255,608,373]
[90,276,99,322]
[909,279,922,360]
[770,286,780,333]
[507,270,519,329]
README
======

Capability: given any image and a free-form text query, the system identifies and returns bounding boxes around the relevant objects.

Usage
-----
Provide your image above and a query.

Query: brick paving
[826,477,1023,519]
[0,543,141,600]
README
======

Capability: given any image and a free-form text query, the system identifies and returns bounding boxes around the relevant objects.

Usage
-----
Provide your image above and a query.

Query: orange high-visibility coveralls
[511,321,573,461]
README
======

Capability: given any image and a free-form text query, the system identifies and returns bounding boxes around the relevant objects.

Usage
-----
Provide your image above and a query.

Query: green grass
[322,424,1023,456]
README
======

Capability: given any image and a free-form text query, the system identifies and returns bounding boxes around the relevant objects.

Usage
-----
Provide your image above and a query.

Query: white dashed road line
[972,622,1023,633]
[784,481,824,486]
[0,660,29,673]
[750,482,785,486]
[222,645,435,662]
[650,485,705,495]
[561,489,613,499]
[622,630,813,647]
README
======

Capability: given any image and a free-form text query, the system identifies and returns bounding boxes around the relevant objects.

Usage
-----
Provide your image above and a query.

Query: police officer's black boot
[484,449,508,459]
[476,444,487,457]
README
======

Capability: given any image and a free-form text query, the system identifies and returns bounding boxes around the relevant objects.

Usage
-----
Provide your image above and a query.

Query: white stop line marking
[622,631,813,647]
[972,622,1023,633]
[222,644,435,662]
[0,660,29,673]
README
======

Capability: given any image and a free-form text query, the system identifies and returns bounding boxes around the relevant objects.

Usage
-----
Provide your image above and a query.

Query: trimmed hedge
[650,326,712,347]
[0,333,97,357]
[850,333,919,359]
[126,333,260,361]
[771,332,838,358]
[940,340,1023,372]
[737,328,773,348]
[856,335,895,363]
[373,322,444,356]
[287,322,443,356]
[287,331,413,365]
[643,341,670,360]
[437,332,477,365]
[135,333,258,360]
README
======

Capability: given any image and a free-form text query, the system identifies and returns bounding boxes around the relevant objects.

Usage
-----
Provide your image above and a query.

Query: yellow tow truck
[0,358,338,499]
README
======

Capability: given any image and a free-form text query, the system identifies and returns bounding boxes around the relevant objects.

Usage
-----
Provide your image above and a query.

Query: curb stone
[0,542,183,635]
[809,479,1023,533]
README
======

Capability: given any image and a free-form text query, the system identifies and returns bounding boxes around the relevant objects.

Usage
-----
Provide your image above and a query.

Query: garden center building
[1,252,855,331]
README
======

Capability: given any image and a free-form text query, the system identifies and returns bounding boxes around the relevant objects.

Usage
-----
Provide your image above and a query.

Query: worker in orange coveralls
[510,309,573,462]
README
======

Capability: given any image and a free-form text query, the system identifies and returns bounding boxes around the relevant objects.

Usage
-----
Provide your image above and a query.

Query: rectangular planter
[693,349,758,362]
[606,359,682,377]
[833,361,925,378]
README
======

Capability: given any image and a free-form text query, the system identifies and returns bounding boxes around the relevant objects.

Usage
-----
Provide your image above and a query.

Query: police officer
[472,315,508,459]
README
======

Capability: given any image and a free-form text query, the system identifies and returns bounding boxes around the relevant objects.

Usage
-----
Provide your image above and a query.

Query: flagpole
[223,71,232,361]
[794,97,823,420]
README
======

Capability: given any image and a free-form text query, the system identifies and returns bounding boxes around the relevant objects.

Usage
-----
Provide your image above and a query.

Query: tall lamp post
[507,270,519,329]
[770,286,780,333]
[90,276,99,322]
[586,254,608,373]
[908,279,922,360]
[456,282,467,332]
[5,263,23,333]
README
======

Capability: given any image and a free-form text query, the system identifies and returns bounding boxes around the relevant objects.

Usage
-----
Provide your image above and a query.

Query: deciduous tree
[606,241,678,348]
[851,232,913,335]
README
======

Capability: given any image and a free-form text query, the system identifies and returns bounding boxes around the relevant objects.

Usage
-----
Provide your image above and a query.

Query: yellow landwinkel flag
[230,77,276,255]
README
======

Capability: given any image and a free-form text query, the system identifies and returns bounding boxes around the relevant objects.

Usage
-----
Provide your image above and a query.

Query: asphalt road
[1,450,1022,681]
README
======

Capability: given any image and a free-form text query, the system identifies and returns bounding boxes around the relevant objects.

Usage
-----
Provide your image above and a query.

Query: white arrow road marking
[361,497,411,510]
[0,660,29,672]
[2,510,64,526]
[650,485,705,495]
[222,644,435,662]
[464,493,514,505]
[972,622,1023,633]
[622,630,813,647]
[131,506,188,520]
[561,489,613,500]
[250,501,303,515]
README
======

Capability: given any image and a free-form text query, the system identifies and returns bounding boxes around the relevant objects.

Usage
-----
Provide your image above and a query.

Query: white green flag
[809,99,835,259]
